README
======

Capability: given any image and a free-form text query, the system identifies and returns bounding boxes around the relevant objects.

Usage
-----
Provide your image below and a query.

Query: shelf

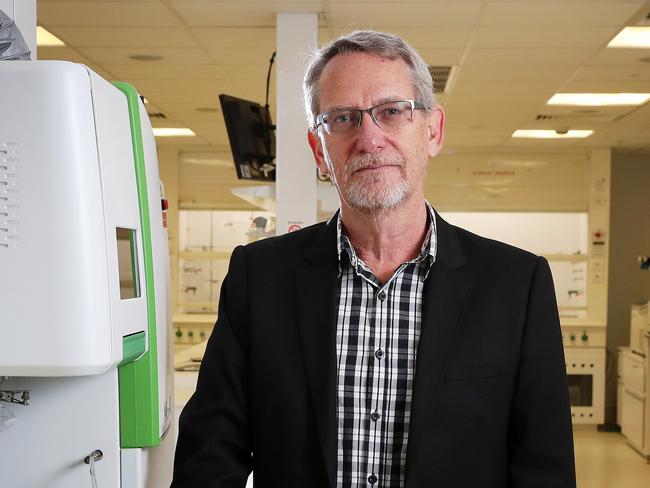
[173,313,217,325]
[180,249,232,260]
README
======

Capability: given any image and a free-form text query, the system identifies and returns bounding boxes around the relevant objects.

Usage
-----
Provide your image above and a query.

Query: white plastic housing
[0,61,148,376]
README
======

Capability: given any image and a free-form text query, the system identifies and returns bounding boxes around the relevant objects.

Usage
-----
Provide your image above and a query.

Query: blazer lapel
[295,219,339,488]
[405,213,471,483]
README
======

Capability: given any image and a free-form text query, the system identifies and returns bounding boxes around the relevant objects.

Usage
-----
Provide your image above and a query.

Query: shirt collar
[335,202,438,276]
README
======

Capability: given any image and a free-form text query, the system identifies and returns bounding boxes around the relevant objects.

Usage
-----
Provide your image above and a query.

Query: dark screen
[219,94,276,181]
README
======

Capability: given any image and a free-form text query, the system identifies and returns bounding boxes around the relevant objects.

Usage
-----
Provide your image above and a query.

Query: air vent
[0,142,21,249]
[536,114,559,120]
[428,65,453,94]
[148,112,166,119]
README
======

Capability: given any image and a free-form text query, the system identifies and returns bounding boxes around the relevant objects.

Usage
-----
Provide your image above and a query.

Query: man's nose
[354,111,385,153]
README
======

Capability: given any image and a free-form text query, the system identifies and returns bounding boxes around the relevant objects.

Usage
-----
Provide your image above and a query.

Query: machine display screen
[116,227,141,300]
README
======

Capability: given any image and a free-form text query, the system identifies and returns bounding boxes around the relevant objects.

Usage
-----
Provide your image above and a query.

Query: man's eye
[380,107,403,117]
[333,112,354,124]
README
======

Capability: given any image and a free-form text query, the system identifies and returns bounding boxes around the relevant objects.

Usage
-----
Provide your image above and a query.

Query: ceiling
[36,0,650,156]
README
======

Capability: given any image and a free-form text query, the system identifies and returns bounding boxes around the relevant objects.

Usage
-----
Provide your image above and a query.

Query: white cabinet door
[622,388,645,451]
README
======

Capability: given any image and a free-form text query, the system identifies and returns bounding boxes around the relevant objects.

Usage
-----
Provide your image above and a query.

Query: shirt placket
[365,279,391,487]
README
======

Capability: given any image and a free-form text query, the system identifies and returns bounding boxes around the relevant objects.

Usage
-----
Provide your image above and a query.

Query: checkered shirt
[334,203,437,487]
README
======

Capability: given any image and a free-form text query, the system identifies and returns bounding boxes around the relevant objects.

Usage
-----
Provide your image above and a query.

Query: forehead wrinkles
[317,53,414,112]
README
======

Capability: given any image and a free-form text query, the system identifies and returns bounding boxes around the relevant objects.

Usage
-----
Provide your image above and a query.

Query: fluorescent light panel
[152,128,195,137]
[512,130,594,139]
[37,26,65,47]
[608,27,650,49]
[547,93,650,106]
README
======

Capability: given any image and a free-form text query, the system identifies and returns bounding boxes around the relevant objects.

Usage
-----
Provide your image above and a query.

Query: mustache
[344,153,406,177]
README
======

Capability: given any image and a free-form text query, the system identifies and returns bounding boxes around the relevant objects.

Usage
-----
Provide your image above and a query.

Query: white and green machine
[0,61,174,487]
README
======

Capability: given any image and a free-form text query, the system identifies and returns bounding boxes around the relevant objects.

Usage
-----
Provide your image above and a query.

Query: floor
[575,429,650,487]
[243,429,647,487]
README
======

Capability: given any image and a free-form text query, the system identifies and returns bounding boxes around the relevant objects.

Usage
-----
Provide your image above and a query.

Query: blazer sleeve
[171,245,252,487]
[508,256,577,488]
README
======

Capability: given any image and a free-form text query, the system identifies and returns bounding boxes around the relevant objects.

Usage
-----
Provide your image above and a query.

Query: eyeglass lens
[322,101,415,135]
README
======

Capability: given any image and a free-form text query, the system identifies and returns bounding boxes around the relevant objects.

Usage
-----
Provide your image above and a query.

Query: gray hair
[303,30,435,130]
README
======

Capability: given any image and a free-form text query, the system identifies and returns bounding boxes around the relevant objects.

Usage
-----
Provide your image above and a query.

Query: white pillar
[275,12,318,235]
[0,0,37,59]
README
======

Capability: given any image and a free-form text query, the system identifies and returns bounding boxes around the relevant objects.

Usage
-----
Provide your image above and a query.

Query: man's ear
[426,106,445,159]
[307,130,330,175]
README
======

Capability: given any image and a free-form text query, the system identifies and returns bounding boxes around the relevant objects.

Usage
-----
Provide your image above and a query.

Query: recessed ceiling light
[608,27,650,49]
[152,128,195,137]
[512,130,594,139]
[547,93,650,106]
[37,26,64,47]
[128,54,163,62]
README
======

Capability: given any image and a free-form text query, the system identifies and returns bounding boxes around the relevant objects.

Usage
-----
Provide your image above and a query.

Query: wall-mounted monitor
[219,94,276,181]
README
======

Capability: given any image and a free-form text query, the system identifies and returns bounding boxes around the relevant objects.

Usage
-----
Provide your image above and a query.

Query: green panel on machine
[120,332,146,365]
[114,81,161,448]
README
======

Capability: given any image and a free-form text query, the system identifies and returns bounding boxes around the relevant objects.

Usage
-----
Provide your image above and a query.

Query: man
[172,30,576,487]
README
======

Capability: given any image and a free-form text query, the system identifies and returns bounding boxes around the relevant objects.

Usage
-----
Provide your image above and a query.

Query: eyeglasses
[315,100,426,136]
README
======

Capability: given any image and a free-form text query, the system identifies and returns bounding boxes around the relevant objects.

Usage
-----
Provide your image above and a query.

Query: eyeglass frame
[313,99,427,135]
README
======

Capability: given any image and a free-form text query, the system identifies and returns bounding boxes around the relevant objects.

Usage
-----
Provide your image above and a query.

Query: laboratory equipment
[0,61,174,487]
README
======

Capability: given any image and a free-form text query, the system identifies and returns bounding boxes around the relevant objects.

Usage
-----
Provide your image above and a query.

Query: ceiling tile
[126,79,230,93]
[448,89,552,107]
[559,79,650,92]
[480,2,646,27]
[451,79,559,103]
[538,104,635,118]
[445,104,543,125]
[36,46,92,63]
[415,48,466,66]
[613,103,650,124]
[455,65,575,83]
[50,27,199,48]
[206,47,275,65]
[471,27,620,49]
[364,27,474,49]
[192,27,276,47]
[328,2,483,28]
[171,2,322,27]
[462,48,595,66]
[225,64,276,81]
[77,47,214,64]
[588,48,650,66]
[103,63,229,80]
[38,2,179,27]
[572,65,650,81]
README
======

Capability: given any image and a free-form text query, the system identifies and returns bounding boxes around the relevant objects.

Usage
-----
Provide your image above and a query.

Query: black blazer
[172,212,576,487]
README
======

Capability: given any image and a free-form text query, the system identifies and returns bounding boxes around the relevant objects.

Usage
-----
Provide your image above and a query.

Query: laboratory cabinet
[618,337,650,461]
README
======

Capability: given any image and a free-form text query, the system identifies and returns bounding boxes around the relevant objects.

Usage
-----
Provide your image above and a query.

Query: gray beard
[335,153,410,212]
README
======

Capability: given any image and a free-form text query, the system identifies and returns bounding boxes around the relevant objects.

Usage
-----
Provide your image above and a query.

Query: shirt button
[375,349,384,360]
[370,411,381,422]
[368,474,378,485]
[378,291,386,301]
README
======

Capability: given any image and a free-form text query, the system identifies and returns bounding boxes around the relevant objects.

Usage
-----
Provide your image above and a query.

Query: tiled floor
[575,428,650,487]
